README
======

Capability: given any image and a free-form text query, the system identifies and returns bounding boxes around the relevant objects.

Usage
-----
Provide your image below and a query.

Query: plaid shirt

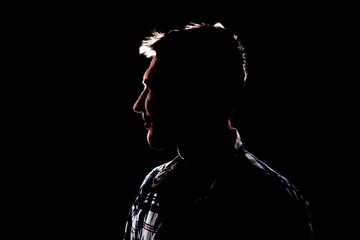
[123,129,314,240]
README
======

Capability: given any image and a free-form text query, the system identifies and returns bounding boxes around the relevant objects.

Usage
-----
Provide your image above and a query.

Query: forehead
[143,56,158,84]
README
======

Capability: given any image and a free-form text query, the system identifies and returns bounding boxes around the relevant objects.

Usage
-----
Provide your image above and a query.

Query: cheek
[147,92,177,120]
[145,90,164,112]
[144,90,153,112]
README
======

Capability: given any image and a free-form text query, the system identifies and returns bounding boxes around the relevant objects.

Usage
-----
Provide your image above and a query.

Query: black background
[11,3,356,239]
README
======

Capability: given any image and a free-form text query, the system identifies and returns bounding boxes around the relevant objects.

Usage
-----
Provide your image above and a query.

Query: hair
[139,22,248,118]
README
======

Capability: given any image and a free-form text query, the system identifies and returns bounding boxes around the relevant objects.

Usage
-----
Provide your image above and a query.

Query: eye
[143,79,152,89]
[145,82,154,90]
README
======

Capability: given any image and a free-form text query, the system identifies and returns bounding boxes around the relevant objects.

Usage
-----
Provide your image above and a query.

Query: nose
[133,89,146,113]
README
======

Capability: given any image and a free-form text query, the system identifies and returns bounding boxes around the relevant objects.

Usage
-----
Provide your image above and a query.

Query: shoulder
[237,148,314,238]
[242,148,306,203]
[139,155,184,190]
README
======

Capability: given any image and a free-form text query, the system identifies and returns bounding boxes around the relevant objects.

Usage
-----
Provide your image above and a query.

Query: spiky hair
[139,22,248,83]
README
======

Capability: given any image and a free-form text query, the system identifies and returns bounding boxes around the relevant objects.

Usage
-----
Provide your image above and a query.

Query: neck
[176,125,234,171]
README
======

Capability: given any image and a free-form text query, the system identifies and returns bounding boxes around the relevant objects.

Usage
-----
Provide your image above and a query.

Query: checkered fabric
[123,129,314,240]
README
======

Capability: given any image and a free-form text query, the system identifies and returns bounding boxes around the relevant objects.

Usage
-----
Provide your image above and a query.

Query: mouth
[144,121,150,129]
[142,116,152,129]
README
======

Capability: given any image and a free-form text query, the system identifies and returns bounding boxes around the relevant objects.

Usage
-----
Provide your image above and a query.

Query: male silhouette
[124,22,314,240]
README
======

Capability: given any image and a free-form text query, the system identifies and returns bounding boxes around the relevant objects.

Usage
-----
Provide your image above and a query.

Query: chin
[147,128,174,150]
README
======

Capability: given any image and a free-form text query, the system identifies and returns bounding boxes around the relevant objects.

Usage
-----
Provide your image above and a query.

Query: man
[124,22,314,240]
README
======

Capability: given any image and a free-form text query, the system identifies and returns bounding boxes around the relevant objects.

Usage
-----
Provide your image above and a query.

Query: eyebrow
[142,69,151,86]
[142,73,154,86]
[142,77,150,86]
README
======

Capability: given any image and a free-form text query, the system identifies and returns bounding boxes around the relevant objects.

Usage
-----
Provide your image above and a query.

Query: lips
[143,116,151,129]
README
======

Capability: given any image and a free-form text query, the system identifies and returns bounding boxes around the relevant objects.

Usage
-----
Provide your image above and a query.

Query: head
[133,22,248,150]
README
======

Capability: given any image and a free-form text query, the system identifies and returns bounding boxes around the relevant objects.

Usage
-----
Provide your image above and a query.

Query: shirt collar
[232,127,243,150]
[153,127,244,185]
